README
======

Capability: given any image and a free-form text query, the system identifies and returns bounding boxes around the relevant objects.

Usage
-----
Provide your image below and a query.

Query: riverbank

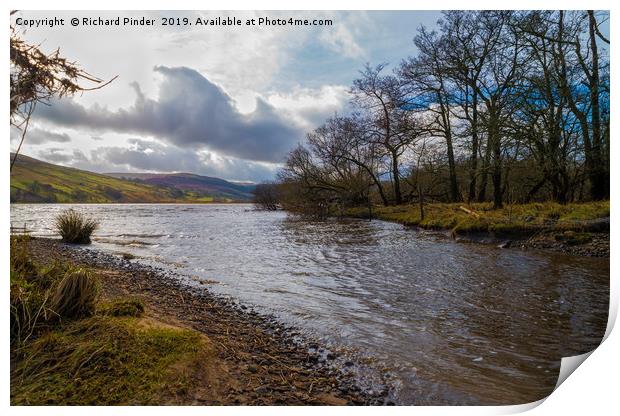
[11,237,386,405]
[345,201,610,257]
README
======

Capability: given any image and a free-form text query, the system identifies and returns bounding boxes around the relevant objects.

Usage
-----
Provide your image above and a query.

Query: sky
[10,10,442,182]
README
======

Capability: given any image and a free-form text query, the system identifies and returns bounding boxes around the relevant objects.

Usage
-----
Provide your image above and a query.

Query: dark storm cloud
[35,66,303,163]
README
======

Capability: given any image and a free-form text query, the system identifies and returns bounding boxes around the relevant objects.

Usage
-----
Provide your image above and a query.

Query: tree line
[266,11,609,214]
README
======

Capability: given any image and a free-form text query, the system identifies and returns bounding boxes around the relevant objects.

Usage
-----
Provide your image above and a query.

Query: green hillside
[10,154,217,203]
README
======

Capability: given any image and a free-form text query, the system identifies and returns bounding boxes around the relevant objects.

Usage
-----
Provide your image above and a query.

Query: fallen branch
[459,206,480,219]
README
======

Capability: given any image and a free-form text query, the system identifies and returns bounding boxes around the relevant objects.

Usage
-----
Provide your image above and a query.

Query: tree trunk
[477,135,492,202]
[392,151,402,205]
[489,111,503,209]
[468,91,479,202]
[446,131,459,203]
[587,11,607,200]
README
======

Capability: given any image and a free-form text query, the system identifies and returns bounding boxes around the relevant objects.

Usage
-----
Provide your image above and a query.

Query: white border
[3,1,617,415]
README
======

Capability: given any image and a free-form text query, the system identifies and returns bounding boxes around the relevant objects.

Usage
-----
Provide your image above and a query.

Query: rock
[498,240,512,249]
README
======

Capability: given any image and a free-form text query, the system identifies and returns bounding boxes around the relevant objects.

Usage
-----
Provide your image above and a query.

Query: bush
[54,209,99,244]
[50,268,99,320]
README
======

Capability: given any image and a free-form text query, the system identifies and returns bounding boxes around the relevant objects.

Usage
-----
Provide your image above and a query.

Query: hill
[105,172,255,201]
[10,154,250,203]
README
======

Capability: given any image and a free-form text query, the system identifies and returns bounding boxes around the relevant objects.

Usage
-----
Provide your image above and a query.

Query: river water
[10,203,609,405]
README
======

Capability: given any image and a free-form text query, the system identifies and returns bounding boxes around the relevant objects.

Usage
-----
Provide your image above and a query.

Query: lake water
[10,203,609,405]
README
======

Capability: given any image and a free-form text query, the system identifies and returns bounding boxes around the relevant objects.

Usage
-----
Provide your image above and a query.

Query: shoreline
[20,237,389,405]
[341,203,610,258]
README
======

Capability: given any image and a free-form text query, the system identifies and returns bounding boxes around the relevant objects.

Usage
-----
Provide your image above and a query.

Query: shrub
[54,209,99,244]
[50,268,99,320]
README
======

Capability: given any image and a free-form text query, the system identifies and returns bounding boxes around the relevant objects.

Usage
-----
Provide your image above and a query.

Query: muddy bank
[449,229,609,258]
[26,237,390,405]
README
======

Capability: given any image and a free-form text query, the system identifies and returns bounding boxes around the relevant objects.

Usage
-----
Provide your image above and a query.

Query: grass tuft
[50,268,99,320]
[54,209,99,244]
[10,236,70,346]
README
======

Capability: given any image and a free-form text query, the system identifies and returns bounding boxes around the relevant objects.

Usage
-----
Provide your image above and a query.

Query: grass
[10,237,213,405]
[346,200,610,236]
[11,315,205,405]
[50,268,99,319]
[10,153,252,203]
[54,209,99,244]
[9,153,212,203]
[10,235,65,346]
[99,298,145,317]
[554,231,594,246]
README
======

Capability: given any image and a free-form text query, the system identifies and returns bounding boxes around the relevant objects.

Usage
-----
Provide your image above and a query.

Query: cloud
[36,138,278,182]
[318,12,370,59]
[319,25,365,59]
[10,127,71,145]
[35,66,304,163]
[37,148,86,164]
[266,85,351,129]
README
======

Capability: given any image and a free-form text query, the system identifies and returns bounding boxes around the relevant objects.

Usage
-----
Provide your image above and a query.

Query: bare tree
[253,183,280,210]
[10,12,116,171]
[350,64,417,205]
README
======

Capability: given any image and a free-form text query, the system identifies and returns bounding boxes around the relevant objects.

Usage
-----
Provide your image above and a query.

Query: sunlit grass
[10,237,210,405]
[346,201,610,235]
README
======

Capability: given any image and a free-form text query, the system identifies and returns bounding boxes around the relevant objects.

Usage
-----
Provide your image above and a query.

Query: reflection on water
[10,203,609,405]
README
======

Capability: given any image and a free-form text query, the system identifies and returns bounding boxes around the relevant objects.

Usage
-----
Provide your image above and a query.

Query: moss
[555,231,593,246]
[100,298,145,317]
[11,315,204,405]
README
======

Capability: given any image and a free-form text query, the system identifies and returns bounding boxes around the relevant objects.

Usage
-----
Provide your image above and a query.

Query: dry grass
[10,237,101,346]
[50,269,99,320]
[10,238,215,405]
[10,236,62,346]
[11,315,206,405]
[346,200,610,236]
[54,209,99,244]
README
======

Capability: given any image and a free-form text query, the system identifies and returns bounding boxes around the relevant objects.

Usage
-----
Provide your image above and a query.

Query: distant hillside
[105,172,255,201]
[10,154,249,203]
